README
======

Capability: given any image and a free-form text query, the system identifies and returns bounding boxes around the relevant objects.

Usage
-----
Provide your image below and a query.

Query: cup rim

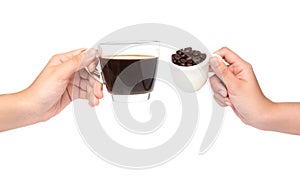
[170,55,209,71]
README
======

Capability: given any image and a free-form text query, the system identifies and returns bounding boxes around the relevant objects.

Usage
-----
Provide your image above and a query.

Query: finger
[213,93,227,107]
[51,48,87,65]
[88,92,99,107]
[58,52,86,78]
[86,82,100,106]
[81,48,98,70]
[209,56,238,89]
[87,61,98,73]
[72,85,87,100]
[224,97,233,107]
[214,47,246,66]
[79,68,89,79]
[209,75,228,97]
[94,82,103,99]
[79,78,88,91]
[87,75,103,99]
[75,80,91,94]
[72,72,89,90]
[59,49,97,78]
[79,89,88,99]
[213,93,227,106]
[73,69,92,86]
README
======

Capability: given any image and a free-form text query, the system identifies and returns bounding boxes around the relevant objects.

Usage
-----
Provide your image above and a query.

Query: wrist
[16,89,41,125]
[249,98,276,131]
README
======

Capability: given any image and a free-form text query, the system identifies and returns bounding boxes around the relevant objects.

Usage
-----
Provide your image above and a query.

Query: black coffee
[100,55,158,95]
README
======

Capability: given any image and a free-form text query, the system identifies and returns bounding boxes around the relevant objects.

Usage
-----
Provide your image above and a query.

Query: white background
[1,0,300,189]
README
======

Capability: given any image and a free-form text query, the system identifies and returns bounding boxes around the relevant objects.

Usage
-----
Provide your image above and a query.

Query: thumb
[79,48,98,70]
[60,49,97,77]
[209,56,238,89]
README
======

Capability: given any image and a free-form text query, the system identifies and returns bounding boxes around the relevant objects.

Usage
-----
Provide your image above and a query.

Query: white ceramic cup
[169,52,217,93]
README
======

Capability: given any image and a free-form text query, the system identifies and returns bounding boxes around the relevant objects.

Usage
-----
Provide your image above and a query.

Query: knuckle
[73,54,82,63]
[246,63,253,70]
[50,54,60,62]
[220,46,230,52]
[219,67,229,78]
[209,75,217,85]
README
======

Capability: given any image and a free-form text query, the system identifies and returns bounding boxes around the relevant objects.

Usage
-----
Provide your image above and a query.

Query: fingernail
[88,49,96,58]
[80,48,87,54]
[83,49,96,62]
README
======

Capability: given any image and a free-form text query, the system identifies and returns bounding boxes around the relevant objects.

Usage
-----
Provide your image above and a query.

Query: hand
[22,48,103,122]
[209,47,273,129]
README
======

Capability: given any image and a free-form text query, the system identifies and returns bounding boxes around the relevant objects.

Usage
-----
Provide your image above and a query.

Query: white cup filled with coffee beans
[169,47,216,93]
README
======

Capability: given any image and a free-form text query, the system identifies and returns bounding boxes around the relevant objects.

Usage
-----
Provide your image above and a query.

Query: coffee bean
[192,50,201,57]
[186,58,193,65]
[200,53,206,60]
[176,49,184,55]
[184,47,193,55]
[193,57,201,64]
[172,54,176,60]
[180,58,187,63]
[172,54,180,61]
[181,63,187,66]
[181,54,188,59]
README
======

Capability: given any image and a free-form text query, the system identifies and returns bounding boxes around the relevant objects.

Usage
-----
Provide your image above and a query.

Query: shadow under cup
[95,41,159,102]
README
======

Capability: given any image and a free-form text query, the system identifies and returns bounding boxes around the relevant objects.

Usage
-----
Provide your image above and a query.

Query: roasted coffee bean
[184,47,193,55]
[192,50,201,57]
[172,54,180,61]
[200,53,206,60]
[193,57,201,64]
[186,58,193,65]
[176,49,184,55]
[180,54,188,59]
[172,54,176,60]
[180,58,187,63]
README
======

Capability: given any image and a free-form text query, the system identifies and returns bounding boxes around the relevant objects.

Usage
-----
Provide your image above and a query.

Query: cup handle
[207,53,229,78]
[208,71,215,78]
[84,50,105,84]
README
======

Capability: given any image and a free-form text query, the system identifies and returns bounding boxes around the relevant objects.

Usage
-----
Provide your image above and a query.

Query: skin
[0,48,103,132]
[209,47,300,135]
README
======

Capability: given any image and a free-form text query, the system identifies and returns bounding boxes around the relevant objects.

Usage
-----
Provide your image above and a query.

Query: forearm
[256,102,300,135]
[0,91,38,132]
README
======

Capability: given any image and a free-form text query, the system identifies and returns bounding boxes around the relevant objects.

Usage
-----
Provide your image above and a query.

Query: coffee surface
[100,55,158,95]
